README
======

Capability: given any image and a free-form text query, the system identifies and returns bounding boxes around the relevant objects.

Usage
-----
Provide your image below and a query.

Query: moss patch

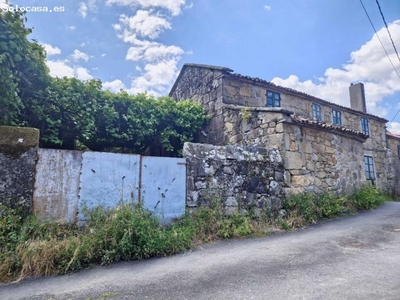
[0,126,39,158]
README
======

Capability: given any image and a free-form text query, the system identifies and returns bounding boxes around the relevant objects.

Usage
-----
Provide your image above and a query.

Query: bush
[351,185,388,210]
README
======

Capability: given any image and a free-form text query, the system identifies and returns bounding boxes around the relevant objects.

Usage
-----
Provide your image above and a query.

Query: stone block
[226,196,238,207]
[291,175,312,187]
[285,151,304,170]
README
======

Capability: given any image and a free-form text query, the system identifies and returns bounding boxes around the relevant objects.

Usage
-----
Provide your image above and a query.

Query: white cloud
[143,44,184,61]
[101,53,106,57]
[103,79,126,92]
[264,5,271,11]
[127,58,180,95]
[47,60,93,81]
[109,0,187,95]
[388,122,400,135]
[71,49,89,62]
[75,67,93,80]
[78,0,97,18]
[106,0,186,16]
[126,43,184,62]
[78,2,88,18]
[271,20,400,117]
[41,43,61,56]
[0,0,8,10]
[67,25,76,31]
[117,11,171,39]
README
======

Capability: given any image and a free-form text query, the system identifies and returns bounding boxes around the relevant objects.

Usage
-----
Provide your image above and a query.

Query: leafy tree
[0,7,208,156]
[0,7,49,125]
[24,77,102,149]
[82,92,209,156]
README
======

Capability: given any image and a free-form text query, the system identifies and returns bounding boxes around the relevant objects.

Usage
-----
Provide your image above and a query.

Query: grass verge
[0,185,394,282]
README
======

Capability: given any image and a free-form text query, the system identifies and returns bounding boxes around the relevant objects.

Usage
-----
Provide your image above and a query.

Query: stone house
[170,63,400,196]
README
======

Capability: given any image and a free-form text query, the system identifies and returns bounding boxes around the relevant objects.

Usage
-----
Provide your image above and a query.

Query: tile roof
[290,114,369,140]
[387,132,400,140]
[228,72,388,123]
[170,63,388,123]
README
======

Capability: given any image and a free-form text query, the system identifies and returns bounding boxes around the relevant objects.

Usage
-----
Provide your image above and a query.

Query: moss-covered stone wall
[0,126,39,215]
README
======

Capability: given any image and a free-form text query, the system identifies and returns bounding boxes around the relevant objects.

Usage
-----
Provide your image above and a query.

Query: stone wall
[183,142,285,215]
[384,135,400,197]
[0,126,39,215]
[169,64,227,145]
[220,107,366,195]
[219,75,393,193]
[281,122,365,195]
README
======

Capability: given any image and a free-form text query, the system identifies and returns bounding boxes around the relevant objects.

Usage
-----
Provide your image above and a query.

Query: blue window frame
[312,103,322,121]
[364,156,375,180]
[332,109,342,126]
[361,118,369,135]
[266,91,281,107]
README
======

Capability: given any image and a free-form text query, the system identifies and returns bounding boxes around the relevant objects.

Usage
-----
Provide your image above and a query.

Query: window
[312,103,322,121]
[361,118,369,135]
[364,156,375,180]
[332,109,342,126]
[266,91,281,107]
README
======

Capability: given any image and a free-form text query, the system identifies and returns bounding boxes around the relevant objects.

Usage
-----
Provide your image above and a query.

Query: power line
[358,0,400,80]
[375,0,400,64]
[390,109,400,123]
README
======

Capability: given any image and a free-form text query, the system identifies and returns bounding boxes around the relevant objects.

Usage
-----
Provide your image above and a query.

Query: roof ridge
[229,72,388,122]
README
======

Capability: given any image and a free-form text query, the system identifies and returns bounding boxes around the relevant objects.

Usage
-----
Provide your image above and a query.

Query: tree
[0,7,49,125]
[0,7,208,156]
[82,92,209,156]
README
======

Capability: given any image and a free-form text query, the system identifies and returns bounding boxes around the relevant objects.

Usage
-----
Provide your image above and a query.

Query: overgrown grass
[0,185,393,282]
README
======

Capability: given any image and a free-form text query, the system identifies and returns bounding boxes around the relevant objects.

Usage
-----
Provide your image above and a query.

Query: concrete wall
[0,126,187,224]
[0,126,39,215]
[183,143,285,215]
[33,149,82,223]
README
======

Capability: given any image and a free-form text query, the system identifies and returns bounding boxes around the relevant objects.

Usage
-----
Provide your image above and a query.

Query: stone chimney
[349,83,366,113]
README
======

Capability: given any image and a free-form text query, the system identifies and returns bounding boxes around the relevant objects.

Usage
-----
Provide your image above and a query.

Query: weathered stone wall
[0,126,39,215]
[384,135,400,197]
[171,65,397,197]
[222,105,291,148]
[169,65,226,145]
[281,123,365,195]
[220,107,366,195]
[220,76,390,192]
[184,142,285,215]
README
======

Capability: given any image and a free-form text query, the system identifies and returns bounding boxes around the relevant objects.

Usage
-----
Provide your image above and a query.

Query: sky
[1,0,400,133]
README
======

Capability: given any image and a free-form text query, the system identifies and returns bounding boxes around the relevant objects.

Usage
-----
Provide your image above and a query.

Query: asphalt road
[1,202,400,300]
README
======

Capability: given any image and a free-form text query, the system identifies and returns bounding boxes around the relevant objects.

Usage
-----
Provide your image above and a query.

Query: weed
[0,186,393,283]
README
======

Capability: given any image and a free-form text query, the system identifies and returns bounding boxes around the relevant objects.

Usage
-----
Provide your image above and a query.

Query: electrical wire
[375,0,400,64]
[359,0,400,123]
[359,0,400,80]
[390,109,400,123]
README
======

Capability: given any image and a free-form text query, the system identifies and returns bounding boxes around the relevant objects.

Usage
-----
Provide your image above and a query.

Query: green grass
[0,185,393,282]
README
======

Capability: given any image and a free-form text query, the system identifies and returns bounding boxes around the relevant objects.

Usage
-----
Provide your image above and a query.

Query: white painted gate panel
[78,152,140,221]
[141,156,186,224]
[33,149,82,223]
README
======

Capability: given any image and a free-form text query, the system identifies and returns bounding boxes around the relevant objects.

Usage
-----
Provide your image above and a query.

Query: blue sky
[2,0,400,133]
